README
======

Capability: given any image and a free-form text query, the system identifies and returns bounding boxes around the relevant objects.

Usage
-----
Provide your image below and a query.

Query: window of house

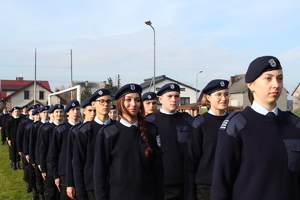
[39,91,44,100]
[180,88,186,91]
[24,91,29,99]
[180,97,190,105]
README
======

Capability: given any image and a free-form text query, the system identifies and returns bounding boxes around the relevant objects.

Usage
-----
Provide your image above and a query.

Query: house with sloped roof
[140,75,198,105]
[228,74,288,110]
[0,77,59,109]
[291,83,300,110]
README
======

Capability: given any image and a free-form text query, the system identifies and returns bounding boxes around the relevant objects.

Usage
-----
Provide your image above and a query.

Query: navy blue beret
[202,79,229,95]
[11,107,21,112]
[110,105,116,110]
[64,100,80,113]
[39,105,50,112]
[32,108,40,115]
[157,83,180,96]
[245,56,282,83]
[28,105,38,111]
[142,92,158,101]
[48,104,64,113]
[90,88,111,102]
[114,83,142,100]
[22,105,28,109]
[81,97,92,108]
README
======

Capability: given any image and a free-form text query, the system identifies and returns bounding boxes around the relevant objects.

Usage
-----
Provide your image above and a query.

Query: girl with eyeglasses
[187,79,229,200]
[94,83,164,200]
[211,56,300,200]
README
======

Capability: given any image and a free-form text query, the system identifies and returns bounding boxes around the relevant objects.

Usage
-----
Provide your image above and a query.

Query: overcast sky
[1,0,299,99]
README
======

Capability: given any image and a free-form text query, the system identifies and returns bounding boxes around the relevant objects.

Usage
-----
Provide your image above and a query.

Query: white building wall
[10,84,59,107]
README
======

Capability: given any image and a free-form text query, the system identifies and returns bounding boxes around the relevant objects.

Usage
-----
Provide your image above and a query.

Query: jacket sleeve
[210,130,241,200]
[94,130,111,200]
[50,127,62,180]
[73,127,89,200]
[66,128,76,187]
[149,130,164,200]
[187,116,204,200]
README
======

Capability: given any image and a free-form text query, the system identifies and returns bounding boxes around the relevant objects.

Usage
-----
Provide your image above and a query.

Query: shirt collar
[94,116,111,125]
[251,100,278,116]
[208,109,227,116]
[120,118,139,127]
[160,107,178,115]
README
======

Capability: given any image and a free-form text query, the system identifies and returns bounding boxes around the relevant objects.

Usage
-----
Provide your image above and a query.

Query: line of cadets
[3,81,225,200]
[2,55,300,200]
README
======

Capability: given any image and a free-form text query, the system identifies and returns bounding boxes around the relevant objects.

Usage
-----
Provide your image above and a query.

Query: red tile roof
[1,80,51,91]
[0,79,51,98]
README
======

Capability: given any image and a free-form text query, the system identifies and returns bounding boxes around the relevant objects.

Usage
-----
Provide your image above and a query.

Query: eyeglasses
[213,93,229,100]
[95,99,112,105]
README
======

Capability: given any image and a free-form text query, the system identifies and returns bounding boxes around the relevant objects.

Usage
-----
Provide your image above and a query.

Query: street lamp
[145,20,156,92]
[196,70,203,101]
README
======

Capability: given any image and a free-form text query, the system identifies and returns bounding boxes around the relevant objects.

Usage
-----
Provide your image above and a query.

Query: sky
[1,0,300,99]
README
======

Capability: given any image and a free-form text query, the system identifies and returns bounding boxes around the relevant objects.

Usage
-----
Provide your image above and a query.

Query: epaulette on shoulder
[102,123,119,139]
[146,113,156,122]
[287,111,300,128]
[219,111,246,137]
[182,112,193,121]
[190,114,205,128]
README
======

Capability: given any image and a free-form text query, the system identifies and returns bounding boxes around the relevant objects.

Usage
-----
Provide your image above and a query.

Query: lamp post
[196,70,203,101]
[145,20,156,92]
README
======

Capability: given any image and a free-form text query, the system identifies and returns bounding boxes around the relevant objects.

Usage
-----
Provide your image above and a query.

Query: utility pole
[34,48,37,104]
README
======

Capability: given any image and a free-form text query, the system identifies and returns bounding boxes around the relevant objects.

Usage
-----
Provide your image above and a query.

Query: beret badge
[269,59,276,67]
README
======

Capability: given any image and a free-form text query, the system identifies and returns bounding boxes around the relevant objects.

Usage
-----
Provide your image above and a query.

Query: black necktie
[266,112,276,116]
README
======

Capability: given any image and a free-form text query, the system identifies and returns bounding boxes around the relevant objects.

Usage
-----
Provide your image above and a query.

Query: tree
[81,83,92,102]
[105,77,118,97]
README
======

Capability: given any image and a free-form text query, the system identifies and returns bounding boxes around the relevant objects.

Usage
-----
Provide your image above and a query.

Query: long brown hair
[200,94,211,110]
[248,89,254,105]
[116,93,153,160]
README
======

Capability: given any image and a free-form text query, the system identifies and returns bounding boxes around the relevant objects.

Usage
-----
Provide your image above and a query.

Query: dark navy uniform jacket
[73,119,114,199]
[29,121,42,164]
[35,122,48,165]
[17,118,33,153]
[94,121,164,200]
[39,122,57,173]
[50,121,73,179]
[22,121,35,155]
[146,111,193,186]
[66,122,82,188]
[211,108,300,200]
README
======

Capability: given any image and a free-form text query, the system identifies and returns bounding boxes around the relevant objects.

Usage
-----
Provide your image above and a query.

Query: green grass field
[0,143,32,199]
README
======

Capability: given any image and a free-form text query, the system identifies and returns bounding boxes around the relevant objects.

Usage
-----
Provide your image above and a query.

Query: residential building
[0,77,59,109]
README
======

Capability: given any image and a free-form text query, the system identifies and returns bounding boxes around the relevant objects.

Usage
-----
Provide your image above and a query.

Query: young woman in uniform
[211,56,300,200]
[188,79,229,200]
[93,83,164,200]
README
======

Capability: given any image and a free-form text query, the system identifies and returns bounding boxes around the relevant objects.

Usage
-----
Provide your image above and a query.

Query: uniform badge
[220,81,225,87]
[72,103,75,107]
[58,105,61,108]
[170,84,175,89]
[156,135,161,147]
[98,90,103,95]
[269,59,276,67]
[130,84,135,90]
[147,95,151,99]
